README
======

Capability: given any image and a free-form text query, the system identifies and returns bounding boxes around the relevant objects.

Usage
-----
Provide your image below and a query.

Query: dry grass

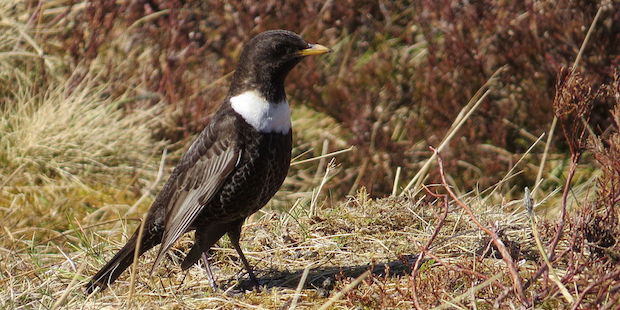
[0,11,164,236]
[1,185,535,309]
[2,0,620,309]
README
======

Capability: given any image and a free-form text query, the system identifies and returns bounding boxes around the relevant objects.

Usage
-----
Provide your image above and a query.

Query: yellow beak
[298,44,332,56]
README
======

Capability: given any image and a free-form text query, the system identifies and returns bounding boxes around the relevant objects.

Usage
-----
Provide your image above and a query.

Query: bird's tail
[85,230,159,294]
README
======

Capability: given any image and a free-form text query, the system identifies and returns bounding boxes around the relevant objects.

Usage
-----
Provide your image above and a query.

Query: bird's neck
[228,62,292,103]
[255,78,286,103]
[226,61,295,134]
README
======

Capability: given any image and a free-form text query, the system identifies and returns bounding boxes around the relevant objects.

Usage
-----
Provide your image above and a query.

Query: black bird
[85,30,330,293]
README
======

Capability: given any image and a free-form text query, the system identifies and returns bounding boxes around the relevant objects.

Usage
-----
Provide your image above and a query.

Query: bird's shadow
[227,254,419,295]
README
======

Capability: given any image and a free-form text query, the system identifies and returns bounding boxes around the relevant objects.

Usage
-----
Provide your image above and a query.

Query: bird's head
[230,30,331,102]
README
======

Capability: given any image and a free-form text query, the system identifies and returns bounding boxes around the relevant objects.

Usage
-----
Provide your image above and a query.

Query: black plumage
[85,30,330,294]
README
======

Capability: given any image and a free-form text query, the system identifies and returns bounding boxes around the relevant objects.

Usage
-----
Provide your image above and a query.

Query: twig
[400,87,492,195]
[493,287,513,308]
[483,133,545,201]
[126,148,167,216]
[547,153,579,257]
[310,158,336,217]
[433,147,529,306]
[533,3,605,198]
[523,248,571,291]
[391,166,402,197]
[348,155,369,196]
[289,263,314,310]
[401,67,506,196]
[425,252,501,287]
[600,290,620,310]
[127,217,147,306]
[290,146,353,166]
[51,261,87,310]
[431,272,505,310]
[125,9,171,32]
[0,163,25,188]
[525,5,606,294]
[533,116,556,197]
[411,186,450,310]
[313,139,330,183]
[570,269,620,310]
[572,5,605,72]
[544,3,600,258]
[128,149,167,305]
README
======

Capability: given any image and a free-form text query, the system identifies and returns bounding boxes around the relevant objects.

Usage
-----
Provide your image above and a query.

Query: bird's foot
[229,272,265,293]
[246,270,261,289]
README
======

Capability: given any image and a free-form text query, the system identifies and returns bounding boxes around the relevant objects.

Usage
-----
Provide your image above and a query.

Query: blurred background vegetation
[2,1,618,199]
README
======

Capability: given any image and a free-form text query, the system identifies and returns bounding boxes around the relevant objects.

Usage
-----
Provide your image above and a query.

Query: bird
[85,30,330,294]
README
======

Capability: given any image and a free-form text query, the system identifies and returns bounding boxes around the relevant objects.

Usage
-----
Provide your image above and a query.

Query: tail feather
[85,231,159,294]
[86,222,229,293]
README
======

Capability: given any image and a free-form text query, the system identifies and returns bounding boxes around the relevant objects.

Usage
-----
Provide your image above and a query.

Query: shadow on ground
[229,254,419,295]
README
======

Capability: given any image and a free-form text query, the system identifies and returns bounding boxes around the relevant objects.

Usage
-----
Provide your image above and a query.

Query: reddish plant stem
[524,153,579,296]
[548,153,580,257]
[493,287,513,308]
[411,187,449,310]
[570,269,620,310]
[432,147,529,306]
[523,248,570,290]
[425,253,503,288]
[600,294,620,310]
[535,256,586,302]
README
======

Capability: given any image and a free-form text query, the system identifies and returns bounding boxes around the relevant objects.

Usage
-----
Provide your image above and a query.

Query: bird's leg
[227,221,260,288]
[230,238,260,287]
[201,252,218,291]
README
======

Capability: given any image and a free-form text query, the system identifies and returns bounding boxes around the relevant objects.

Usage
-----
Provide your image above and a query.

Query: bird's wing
[150,126,239,272]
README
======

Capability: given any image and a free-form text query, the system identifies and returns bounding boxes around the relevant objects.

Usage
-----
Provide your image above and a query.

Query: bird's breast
[206,130,292,221]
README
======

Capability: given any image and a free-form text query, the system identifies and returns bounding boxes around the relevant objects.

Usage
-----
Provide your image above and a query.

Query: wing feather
[150,136,239,272]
